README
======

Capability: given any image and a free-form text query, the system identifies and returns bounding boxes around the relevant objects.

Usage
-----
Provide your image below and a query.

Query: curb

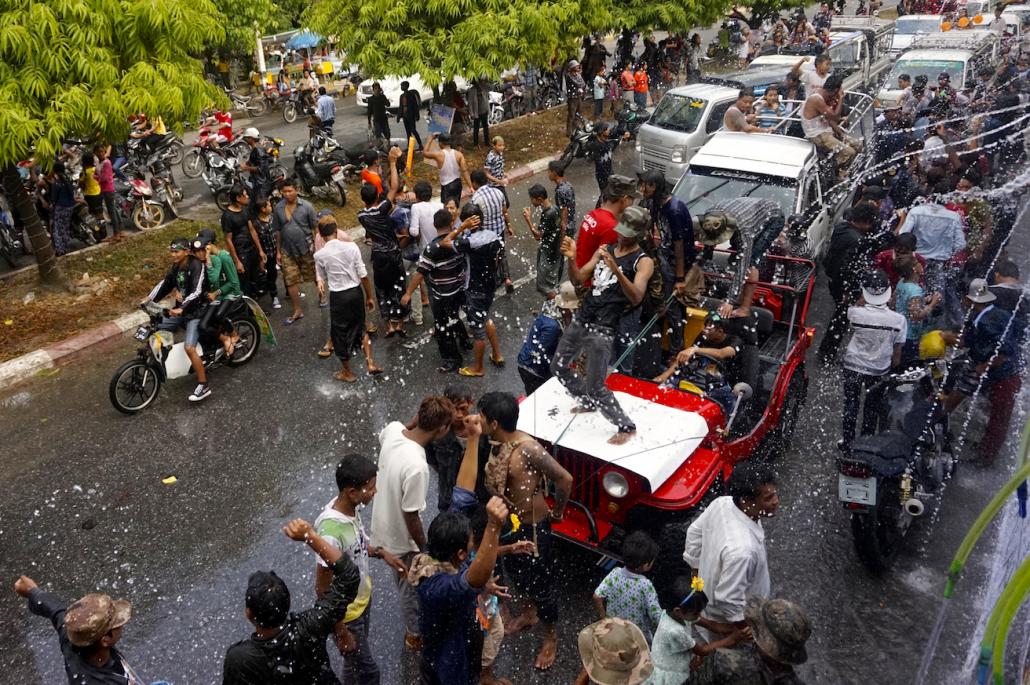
[0,149,563,393]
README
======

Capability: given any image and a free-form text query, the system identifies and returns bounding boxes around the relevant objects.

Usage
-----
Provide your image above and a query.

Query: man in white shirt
[899,200,966,327]
[790,53,831,92]
[406,181,444,326]
[989,7,1008,35]
[683,462,779,641]
[370,395,455,650]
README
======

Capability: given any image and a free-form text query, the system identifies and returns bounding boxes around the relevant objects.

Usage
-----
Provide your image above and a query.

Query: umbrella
[286,30,322,50]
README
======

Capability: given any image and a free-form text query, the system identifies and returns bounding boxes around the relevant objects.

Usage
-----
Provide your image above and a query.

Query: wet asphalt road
[1,146,1028,685]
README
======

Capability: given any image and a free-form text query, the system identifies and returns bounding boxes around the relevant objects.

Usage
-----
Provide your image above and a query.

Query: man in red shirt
[574,175,639,284]
[872,232,926,288]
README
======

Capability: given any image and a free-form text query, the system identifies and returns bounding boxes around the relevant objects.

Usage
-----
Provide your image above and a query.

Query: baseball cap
[64,593,132,647]
[556,281,580,310]
[966,278,997,303]
[614,205,650,238]
[606,174,641,199]
[861,269,891,306]
[568,59,581,69]
[195,228,217,245]
[242,127,260,139]
[169,237,191,251]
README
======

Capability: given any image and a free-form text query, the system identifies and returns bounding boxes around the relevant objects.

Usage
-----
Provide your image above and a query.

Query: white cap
[242,127,260,139]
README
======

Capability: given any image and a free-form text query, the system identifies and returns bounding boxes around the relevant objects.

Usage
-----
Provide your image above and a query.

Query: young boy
[483,136,509,205]
[426,385,476,511]
[592,530,662,642]
[522,184,563,299]
[893,256,941,364]
[314,453,407,685]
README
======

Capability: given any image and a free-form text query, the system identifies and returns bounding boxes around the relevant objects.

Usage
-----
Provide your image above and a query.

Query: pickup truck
[876,31,999,109]
[668,91,877,260]
[747,19,895,93]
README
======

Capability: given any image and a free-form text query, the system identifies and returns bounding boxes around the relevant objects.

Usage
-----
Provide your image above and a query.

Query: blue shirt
[894,280,925,342]
[418,560,481,685]
[517,313,562,377]
[965,305,1024,381]
[899,204,965,261]
[316,94,336,122]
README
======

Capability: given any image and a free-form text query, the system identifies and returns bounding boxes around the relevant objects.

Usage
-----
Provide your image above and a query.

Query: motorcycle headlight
[602,471,630,499]
[669,145,690,164]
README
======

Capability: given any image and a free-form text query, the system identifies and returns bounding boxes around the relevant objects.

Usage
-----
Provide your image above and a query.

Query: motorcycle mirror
[732,382,754,400]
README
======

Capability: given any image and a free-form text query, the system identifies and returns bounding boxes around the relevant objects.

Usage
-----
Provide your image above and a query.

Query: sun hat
[966,278,997,304]
[699,210,738,246]
[577,618,654,685]
[64,593,132,647]
[745,597,811,666]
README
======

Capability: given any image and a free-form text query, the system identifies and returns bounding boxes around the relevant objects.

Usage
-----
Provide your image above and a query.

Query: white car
[355,75,468,109]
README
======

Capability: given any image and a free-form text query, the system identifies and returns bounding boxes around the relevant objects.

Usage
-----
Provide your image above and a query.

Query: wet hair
[460,201,483,223]
[478,392,519,432]
[229,185,248,204]
[727,462,777,506]
[426,511,471,561]
[317,214,338,238]
[898,73,912,83]
[444,383,474,404]
[823,73,844,92]
[814,53,832,68]
[849,202,878,226]
[996,260,1020,279]
[621,530,659,571]
[470,169,488,188]
[414,181,433,202]
[528,183,548,200]
[359,183,379,206]
[417,395,456,432]
[433,208,453,230]
[335,453,377,491]
[894,232,917,253]
[547,160,567,176]
[246,571,290,628]
[667,574,709,615]
[738,88,755,101]
[959,167,982,187]
[894,254,917,280]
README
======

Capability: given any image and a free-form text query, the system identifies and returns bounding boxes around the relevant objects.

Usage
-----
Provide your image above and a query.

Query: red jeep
[516,252,815,574]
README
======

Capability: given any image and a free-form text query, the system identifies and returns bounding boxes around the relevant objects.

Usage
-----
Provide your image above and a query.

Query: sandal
[365,322,378,334]
[458,367,485,377]
[318,346,333,359]
[489,355,506,368]
[284,314,304,325]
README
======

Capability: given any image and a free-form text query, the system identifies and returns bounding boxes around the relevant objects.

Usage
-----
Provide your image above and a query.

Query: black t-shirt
[358,200,399,253]
[248,146,271,188]
[696,331,744,384]
[453,233,500,295]
[578,246,646,330]
[221,208,254,254]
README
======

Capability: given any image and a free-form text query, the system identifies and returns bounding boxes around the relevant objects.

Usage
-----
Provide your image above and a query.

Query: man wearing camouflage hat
[15,575,142,683]
[694,596,811,685]
[556,205,655,445]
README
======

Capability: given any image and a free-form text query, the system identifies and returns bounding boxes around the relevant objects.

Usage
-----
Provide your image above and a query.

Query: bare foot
[534,634,558,670]
[334,370,357,383]
[367,363,383,375]
[570,405,596,414]
[608,431,635,445]
[504,611,539,635]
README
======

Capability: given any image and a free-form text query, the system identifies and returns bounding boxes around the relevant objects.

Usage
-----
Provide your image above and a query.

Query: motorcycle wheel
[214,187,232,211]
[270,163,288,183]
[1,242,18,268]
[283,102,298,124]
[109,360,162,414]
[334,182,347,207]
[131,202,165,231]
[181,149,205,178]
[164,140,185,165]
[225,317,261,367]
[542,92,558,110]
[488,107,504,126]
[558,143,575,168]
[851,481,904,573]
[248,98,267,117]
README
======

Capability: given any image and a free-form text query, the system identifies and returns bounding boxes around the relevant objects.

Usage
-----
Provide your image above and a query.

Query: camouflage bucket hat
[577,618,654,685]
[700,210,738,246]
[746,597,811,666]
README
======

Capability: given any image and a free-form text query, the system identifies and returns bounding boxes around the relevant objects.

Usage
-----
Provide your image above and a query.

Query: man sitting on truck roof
[801,73,861,179]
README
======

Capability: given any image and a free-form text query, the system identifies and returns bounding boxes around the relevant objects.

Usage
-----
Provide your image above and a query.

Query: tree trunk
[1,164,68,289]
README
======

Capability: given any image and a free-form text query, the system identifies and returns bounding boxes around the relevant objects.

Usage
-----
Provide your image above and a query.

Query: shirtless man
[800,73,861,179]
[474,391,573,671]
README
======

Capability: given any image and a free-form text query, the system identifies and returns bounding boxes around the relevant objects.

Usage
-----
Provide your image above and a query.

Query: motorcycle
[113,174,168,231]
[181,123,248,178]
[558,112,597,167]
[226,89,267,117]
[837,358,955,572]
[487,90,507,126]
[537,71,566,110]
[617,103,651,140]
[282,91,310,124]
[0,195,23,268]
[502,80,526,120]
[109,300,265,414]
[293,139,348,206]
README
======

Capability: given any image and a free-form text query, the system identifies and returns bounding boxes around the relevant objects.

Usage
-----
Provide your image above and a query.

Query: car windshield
[887,59,965,85]
[896,17,942,34]
[650,94,709,133]
[673,168,798,217]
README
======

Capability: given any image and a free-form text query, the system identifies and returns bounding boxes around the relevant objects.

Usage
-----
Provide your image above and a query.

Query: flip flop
[284,314,304,325]
[489,355,506,368]
[458,367,484,377]
[318,346,333,359]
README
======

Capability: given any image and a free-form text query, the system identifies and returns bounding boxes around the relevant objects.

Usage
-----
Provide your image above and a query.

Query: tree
[614,0,734,36]
[211,0,287,57]
[304,0,613,84]
[0,0,224,287]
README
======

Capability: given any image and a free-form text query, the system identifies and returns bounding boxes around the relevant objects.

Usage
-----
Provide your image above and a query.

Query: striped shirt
[417,238,467,299]
[485,150,506,186]
[554,180,576,237]
[471,185,507,237]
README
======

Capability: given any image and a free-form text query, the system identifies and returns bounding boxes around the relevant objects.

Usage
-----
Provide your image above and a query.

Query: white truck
[876,31,999,109]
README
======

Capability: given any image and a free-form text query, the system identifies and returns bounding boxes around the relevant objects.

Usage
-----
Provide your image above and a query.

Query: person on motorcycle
[202,110,234,150]
[143,237,211,402]
[193,228,241,358]
[654,312,743,417]
[239,128,272,198]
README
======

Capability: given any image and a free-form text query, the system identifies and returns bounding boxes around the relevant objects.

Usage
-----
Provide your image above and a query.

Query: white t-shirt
[800,66,828,92]
[370,421,430,556]
[408,200,445,252]
[843,304,907,375]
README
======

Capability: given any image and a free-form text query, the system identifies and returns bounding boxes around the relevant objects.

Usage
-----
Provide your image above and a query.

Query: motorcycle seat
[850,432,913,476]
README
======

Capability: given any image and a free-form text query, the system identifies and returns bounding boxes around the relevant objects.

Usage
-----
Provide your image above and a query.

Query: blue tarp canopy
[286,30,322,50]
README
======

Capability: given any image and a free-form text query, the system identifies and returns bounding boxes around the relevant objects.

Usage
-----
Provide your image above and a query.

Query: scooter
[108,299,268,414]
[617,103,651,140]
[558,112,597,167]
[282,91,310,124]
[837,356,955,572]
[225,89,267,117]
[293,140,348,206]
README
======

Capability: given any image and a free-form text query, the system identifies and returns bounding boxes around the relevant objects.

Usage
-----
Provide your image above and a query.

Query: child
[893,255,941,364]
[592,530,662,642]
[483,136,508,205]
[646,575,751,683]
[593,66,608,118]
[250,197,280,309]
[522,184,562,299]
[313,453,407,684]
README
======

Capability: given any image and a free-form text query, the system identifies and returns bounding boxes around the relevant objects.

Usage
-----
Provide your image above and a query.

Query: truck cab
[747,23,894,93]
[890,14,946,54]
[634,67,791,183]
[876,32,999,109]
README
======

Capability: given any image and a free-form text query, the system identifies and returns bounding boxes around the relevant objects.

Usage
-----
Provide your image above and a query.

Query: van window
[650,94,710,133]
[707,101,733,134]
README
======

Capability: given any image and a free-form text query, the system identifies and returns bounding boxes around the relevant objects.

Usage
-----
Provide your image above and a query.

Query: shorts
[481,611,504,668]
[85,194,103,213]
[440,178,462,205]
[465,290,494,341]
[281,252,316,287]
[159,316,201,349]
[502,519,558,624]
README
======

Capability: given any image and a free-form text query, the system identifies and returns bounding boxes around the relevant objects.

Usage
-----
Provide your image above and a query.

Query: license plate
[134,326,149,342]
[331,170,345,183]
[838,475,877,506]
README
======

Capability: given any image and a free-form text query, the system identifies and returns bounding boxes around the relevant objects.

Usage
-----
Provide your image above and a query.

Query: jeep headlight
[602,471,629,499]
[635,141,642,153]
[670,145,689,164]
